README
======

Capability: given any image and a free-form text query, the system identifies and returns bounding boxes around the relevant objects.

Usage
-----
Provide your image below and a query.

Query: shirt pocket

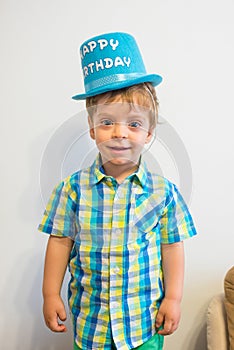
[129,194,164,243]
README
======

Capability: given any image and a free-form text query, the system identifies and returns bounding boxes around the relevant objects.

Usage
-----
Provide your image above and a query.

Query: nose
[112,122,128,138]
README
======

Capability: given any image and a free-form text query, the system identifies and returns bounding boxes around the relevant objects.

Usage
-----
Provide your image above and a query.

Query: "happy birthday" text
[80,38,119,59]
[80,37,132,77]
[82,56,131,77]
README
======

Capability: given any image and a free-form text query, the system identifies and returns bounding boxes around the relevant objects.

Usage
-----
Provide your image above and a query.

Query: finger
[157,320,173,335]
[157,328,172,336]
[155,311,164,329]
[46,315,67,333]
[171,322,179,334]
[48,319,67,333]
[58,307,67,322]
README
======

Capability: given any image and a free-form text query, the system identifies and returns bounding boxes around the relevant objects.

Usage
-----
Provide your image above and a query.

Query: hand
[155,298,181,336]
[43,295,67,332]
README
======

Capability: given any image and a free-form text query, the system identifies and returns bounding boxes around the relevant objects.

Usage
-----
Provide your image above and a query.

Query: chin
[109,157,137,166]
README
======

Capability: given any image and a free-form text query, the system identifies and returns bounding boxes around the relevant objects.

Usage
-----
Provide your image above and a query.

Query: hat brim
[72,74,162,100]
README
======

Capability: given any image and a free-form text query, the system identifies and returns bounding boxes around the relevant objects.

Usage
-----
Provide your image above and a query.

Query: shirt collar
[134,157,148,188]
[89,153,149,189]
[90,153,107,186]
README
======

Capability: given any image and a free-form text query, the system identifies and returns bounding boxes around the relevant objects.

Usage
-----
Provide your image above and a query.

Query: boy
[38,32,197,350]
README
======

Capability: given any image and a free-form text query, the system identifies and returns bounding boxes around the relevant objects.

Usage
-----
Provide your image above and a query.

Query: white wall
[1,1,234,349]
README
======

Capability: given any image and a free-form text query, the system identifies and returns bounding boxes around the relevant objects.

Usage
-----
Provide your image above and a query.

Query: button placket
[116,183,127,200]
[115,228,121,235]
[109,183,124,292]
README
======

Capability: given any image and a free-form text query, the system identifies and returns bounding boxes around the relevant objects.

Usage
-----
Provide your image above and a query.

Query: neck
[101,158,139,184]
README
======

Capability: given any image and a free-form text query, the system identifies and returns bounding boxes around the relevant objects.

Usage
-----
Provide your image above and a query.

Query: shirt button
[111,301,119,308]
[117,191,124,199]
[115,228,121,235]
[110,267,120,274]
[114,266,120,273]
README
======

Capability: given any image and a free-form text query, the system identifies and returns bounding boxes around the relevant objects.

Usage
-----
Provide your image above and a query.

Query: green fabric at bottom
[74,332,164,350]
[134,332,164,350]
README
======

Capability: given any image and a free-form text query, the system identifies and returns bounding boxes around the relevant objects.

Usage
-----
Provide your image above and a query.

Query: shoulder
[146,169,178,198]
[56,164,93,196]
[145,169,190,214]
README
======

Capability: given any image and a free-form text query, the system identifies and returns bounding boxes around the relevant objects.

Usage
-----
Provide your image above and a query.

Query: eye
[128,121,142,128]
[100,119,114,126]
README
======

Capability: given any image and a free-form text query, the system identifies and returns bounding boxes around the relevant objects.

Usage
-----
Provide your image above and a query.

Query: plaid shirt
[38,154,197,350]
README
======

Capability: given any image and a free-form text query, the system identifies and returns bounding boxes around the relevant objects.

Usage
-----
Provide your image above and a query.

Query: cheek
[133,131,150,145]
[93,129,110,145]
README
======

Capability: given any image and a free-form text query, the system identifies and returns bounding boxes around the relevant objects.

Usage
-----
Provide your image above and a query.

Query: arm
[42,235,73,332]
[156,241,184,335]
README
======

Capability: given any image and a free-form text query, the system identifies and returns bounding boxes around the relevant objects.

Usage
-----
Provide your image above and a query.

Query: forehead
[96,90,152,107]
[95,100,151,118]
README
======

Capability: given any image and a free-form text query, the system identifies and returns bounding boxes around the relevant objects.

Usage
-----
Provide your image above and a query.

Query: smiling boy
[88,97,153,182]
[38,32,197,350]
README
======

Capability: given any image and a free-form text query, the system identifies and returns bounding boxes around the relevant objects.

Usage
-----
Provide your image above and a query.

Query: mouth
[107,146,131,153]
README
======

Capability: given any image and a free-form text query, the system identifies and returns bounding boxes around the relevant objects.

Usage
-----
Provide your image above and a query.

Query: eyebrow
[96,112,147,120]
[96,112,114,118]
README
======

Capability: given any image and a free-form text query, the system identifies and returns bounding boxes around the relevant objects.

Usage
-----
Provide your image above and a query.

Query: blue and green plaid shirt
[38,154,197,350]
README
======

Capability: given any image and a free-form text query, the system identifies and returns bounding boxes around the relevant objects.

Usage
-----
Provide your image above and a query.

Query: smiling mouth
[108,146,131,151]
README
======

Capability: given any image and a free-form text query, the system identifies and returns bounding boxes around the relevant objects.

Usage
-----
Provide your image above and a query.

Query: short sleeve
[38,177,79,240]
[160,183,197,244]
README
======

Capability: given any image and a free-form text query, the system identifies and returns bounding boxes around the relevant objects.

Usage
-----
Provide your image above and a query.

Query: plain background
[1,1,234,349]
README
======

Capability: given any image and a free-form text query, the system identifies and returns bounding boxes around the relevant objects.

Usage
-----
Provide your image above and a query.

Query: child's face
[88,95,154,170]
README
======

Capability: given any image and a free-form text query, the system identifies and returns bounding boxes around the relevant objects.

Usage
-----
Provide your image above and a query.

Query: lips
[107,146,131,153]
[109,147,130,150]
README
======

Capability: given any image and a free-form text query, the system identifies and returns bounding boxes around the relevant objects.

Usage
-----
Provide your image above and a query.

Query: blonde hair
[86,82,159,128]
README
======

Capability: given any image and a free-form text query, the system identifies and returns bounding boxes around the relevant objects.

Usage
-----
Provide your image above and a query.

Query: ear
[88,116,95,140]
[145,128,155,144]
